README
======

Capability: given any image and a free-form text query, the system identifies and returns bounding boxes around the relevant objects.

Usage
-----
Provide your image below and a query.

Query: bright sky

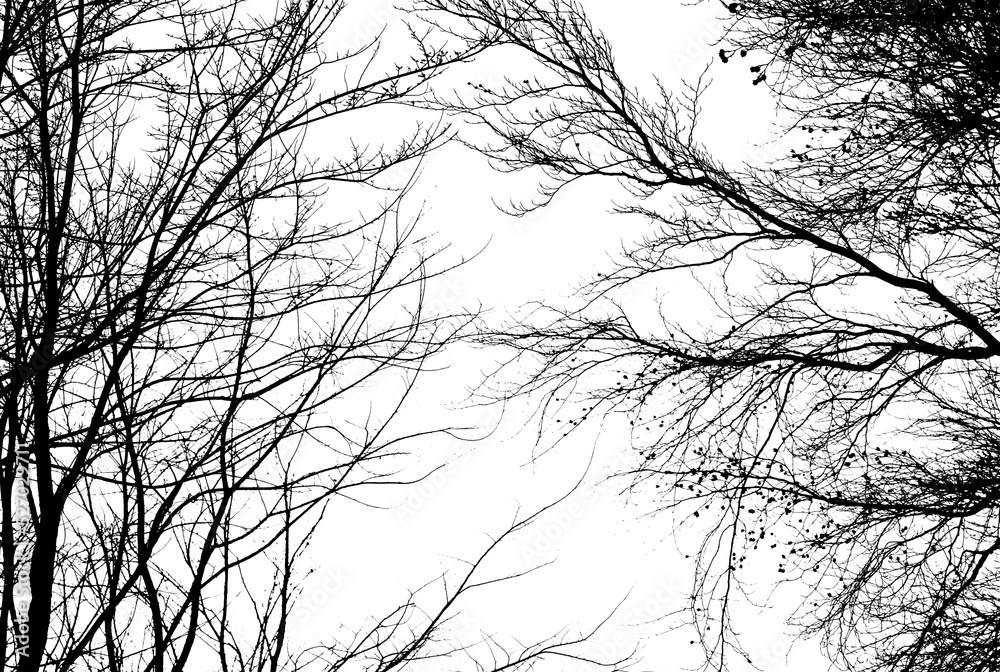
[288,2,838,671]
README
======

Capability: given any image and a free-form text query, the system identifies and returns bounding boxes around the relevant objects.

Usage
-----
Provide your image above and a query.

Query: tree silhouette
[0,1,620,670]
[419,1,1000,670]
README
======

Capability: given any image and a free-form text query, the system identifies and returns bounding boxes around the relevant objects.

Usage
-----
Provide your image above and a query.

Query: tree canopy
[0,2,614,670]
[418,1,1000,670]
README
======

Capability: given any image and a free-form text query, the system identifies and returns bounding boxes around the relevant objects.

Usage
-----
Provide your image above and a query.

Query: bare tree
[418,1,1000,671]
[0,1,621,670]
